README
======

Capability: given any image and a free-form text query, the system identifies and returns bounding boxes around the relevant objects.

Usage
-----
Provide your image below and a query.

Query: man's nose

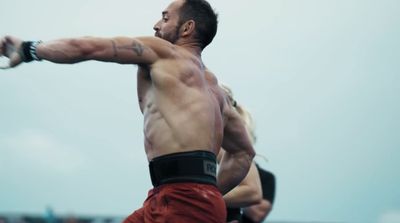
[153,21,161,31]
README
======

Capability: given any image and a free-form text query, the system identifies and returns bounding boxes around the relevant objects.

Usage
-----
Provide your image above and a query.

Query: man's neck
[176,39,203,57]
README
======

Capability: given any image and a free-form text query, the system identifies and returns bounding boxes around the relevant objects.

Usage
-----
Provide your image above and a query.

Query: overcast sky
[1,0,400,222]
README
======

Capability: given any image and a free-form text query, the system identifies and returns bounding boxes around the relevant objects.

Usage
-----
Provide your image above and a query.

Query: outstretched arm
[217,98,255,195]
[0,35,172,69]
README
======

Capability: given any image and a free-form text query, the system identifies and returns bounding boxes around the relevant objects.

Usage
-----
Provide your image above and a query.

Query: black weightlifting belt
[149,150,217,187]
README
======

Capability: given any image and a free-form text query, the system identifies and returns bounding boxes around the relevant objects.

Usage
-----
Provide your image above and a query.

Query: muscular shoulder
[216,83,237,124]
[204,69,231,117]
[205,69,218,85]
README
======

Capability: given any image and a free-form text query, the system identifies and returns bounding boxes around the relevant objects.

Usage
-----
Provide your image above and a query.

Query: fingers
[5,35,16,45]
[0,35,23,69]
[0,37,5,56]
[0,37,9,69]
[9,53,22,68]
[0,54,21,69]
[0,55,12,69]
[3,36,13,53]
[1,36,20,57]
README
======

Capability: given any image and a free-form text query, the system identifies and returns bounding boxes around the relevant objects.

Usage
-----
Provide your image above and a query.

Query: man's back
[137,45,224,160]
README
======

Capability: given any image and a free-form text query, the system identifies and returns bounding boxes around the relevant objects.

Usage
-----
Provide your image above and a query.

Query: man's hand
[0,35,24,69]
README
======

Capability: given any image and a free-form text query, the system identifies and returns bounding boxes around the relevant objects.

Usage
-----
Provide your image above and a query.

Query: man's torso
[137,47,224,160]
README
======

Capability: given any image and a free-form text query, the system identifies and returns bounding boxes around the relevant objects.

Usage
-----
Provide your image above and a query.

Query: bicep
[72,36,171,65]
[93,37,160,64]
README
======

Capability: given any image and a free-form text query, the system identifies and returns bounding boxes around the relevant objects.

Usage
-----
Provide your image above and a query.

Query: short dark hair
[178,0,218,49]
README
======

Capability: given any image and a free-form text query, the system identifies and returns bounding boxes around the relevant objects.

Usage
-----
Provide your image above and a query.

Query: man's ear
[181,20,195,37]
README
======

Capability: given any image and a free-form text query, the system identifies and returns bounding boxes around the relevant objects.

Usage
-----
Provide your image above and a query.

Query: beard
[156,25,180,44]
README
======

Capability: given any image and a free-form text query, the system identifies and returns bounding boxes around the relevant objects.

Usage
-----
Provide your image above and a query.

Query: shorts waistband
[149,150,217,187]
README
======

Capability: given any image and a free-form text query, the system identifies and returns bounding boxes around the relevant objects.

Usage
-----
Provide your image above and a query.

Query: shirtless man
[1,0,255,222]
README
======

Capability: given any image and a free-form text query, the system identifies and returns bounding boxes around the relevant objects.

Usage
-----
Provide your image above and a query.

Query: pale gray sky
[1,0,400,223]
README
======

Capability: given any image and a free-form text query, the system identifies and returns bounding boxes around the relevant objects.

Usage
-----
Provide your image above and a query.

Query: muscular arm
[1,35,173,68]
[217,100,255,195]
[222,158,262,208]
[36,36,162,64]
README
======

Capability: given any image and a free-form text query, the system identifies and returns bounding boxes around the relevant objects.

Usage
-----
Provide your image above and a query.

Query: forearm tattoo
[111,40,145,57]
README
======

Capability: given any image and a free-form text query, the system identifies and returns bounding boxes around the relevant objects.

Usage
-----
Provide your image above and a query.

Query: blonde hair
[220,84,257,144]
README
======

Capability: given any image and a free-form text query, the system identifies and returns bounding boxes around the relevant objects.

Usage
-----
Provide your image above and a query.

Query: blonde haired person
[220,84,276,223]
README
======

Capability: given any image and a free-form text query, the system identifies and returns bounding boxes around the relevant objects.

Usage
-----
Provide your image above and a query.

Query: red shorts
[123,182,226,223]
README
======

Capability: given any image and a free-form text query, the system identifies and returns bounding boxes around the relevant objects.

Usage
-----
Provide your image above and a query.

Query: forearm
[223,162,262,208]
[36,37,110,64]
[223,184,260,208]
[217,150,253,195]
[243,199,272,223]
